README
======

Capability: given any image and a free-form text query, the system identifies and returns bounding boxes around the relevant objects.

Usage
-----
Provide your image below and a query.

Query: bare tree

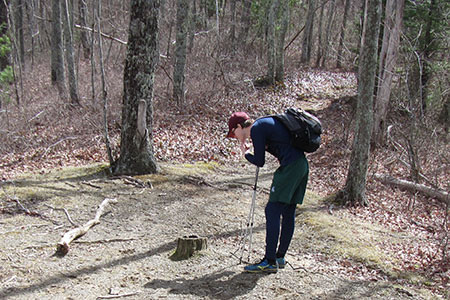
[238,0,252,47]
[275,0,289,82]
[51,0,66,99]
[173,0,189,106]
[24,0,38,66]
[0,0,8,71]
[114,0,160,175]
[315,0,325,67]
[372,0,404,145]
[78,0,90,59]
[301,0,315,64]
[62,0,79,105]
[13,0,24,66]
[336,0,382,206]
[336,0,351,68]
[319,0,336,67]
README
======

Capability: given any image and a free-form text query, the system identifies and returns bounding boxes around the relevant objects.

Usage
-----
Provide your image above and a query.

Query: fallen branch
[374,174,449,205]
[96,292,139,299]
[74,237,139,245]
[56,198,117,256]
[74,24,127,45]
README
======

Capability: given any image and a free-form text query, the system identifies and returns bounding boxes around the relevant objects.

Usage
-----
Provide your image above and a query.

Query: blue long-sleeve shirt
[244,116,304,167]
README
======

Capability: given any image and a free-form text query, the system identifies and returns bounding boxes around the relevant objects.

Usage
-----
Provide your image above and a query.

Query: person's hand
[240,142,250,156]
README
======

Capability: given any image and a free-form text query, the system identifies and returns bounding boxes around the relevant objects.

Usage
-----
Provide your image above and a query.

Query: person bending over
[226,111,309,273]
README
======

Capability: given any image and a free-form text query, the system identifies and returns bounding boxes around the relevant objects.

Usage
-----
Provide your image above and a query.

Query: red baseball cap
[226,112,250,138]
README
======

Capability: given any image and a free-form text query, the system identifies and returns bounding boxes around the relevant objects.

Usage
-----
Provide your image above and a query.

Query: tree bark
[372,0,404,146]
[274,0,289,82]
[336,0,351,68]
[13,0,24,66]
[173,0,188,106]
[229,0,236,52]
[319,0,336,67]
[301,0,315,64]
[78,0,91,59]
[51,0,67,99]
[114,0,160,176]
[62,0,79,106]
[337,0,382,206]
[0,0,8,71]
[238,0,252,46]
[187,0,196,53]
[315,0,325,67]
[266,0,279,84]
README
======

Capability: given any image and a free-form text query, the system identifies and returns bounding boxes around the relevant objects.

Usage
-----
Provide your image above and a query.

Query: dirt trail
[0,162,438,299]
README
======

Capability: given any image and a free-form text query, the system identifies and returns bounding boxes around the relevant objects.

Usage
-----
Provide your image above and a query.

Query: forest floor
[0,69,448,299]
[0,161,445,300]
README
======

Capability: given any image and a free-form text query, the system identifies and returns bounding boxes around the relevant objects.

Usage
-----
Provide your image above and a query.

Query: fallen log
[373,174,449,205]
[56,198,117,256]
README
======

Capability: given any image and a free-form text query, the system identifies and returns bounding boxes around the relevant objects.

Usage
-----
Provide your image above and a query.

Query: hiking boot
[276,257,286,269]
[244,259,278,273]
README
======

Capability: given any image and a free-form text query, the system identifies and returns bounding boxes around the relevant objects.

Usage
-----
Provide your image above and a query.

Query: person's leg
[265,201,283,264]
[244,201,281,273]
[276,203,297,258]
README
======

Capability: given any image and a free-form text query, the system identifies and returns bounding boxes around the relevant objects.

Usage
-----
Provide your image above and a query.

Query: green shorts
[269,156,309,205]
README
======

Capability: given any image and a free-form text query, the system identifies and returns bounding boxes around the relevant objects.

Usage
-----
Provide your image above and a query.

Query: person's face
[233,124,246,144]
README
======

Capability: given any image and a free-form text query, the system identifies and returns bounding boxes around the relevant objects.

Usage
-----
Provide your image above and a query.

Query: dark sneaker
[244,259,278,273]
[276,257,286,269]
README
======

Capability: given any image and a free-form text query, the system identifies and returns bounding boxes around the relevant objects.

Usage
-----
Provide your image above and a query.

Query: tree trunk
[187,0,196,53]
[420,0,437,113]
[173,0,189,106]
[372,0,404,146]
[337,0,382,207]
[336,0,351,68]
[51,0,67,99]
[229,0,236,52]
[114,0,160,176]
[24,0,37,67]
[0,1,8,71]
[301,0,315,64]
[266,0,279,84]
[315,0,325,67]
[62,0,79,106]
[78,0,91,59]
[238,0,252,47]
[13,0,24,66]
[274,0,289,82]
[319,0,336,67]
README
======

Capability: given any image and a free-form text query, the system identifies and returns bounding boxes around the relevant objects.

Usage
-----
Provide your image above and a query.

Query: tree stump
[170,235,207,261]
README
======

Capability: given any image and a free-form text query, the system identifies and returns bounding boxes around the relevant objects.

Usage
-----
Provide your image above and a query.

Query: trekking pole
[238,166,259,263]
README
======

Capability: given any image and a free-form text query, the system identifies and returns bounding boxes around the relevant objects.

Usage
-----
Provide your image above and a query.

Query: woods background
[0,0,448,291]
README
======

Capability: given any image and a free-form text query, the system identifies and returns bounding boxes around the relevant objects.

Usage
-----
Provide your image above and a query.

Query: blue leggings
[264,201,297,262]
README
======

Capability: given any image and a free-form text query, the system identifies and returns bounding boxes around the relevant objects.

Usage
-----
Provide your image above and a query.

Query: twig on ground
[43,204,78,226]
[81,181,102,189]
[73,237,139,245]
[96,292,140,299]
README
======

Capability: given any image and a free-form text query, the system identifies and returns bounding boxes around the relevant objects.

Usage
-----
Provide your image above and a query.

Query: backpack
[272,108,322,153]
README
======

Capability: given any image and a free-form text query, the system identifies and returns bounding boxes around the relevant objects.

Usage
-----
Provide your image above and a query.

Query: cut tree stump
[170,235,207,261]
